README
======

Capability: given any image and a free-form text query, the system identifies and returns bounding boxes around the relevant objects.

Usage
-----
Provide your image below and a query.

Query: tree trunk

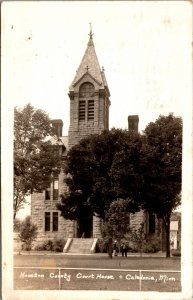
[163,215,171,258]
[13,210,17,220]
[108,237,113,258]
[165,221,170,257]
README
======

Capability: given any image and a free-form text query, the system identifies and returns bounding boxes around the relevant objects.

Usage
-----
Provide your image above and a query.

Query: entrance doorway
[77,215,93,238]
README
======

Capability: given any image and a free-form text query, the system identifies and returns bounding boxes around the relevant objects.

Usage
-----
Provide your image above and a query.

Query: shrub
[22,244,32,251]
[34,238,66,252]
[96,239,108,253]
[127,244,138,253]
[34,244,45,251]
[34,240,53,251]
[142,244,154,253]
[19,216,38,251]
[142,239,161,253]
[171,249,181,257]
[43,240,53,251]
[52,238,66,252]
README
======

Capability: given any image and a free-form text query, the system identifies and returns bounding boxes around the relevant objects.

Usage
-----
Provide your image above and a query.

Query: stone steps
[68,238,94,254]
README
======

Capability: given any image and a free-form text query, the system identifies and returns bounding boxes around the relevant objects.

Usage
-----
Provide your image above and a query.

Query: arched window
[79,82,94,98]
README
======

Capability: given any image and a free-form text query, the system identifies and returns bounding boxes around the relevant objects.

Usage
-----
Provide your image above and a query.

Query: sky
[2,1,192,219]
[2,1,192,136]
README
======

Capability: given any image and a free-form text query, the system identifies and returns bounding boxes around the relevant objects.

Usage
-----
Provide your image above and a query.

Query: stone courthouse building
[31,31,165,252]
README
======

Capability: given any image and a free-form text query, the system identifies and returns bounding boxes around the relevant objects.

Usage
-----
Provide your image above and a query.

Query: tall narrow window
[53,179,59,200]
[45,212,51,231]
[79,82,94,122]
[45,186,51,200]
[149,213,156,233]
[88,100,94,120]
[53,212,59,231]
[79,101,86,121]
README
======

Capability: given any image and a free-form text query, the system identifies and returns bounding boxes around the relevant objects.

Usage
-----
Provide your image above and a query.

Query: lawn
[14,253,181,291]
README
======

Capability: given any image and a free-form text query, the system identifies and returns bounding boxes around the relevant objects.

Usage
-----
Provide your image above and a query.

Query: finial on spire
[89,22,94,39]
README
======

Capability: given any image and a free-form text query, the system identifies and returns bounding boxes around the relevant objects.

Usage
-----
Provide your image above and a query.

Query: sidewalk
[14,250,167,257]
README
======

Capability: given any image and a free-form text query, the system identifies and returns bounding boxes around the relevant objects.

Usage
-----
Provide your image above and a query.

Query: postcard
[2,1,192,300]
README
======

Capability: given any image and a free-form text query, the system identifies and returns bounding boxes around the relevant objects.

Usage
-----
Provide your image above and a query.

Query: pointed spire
[101,66,110,97]
[69,27,110,94]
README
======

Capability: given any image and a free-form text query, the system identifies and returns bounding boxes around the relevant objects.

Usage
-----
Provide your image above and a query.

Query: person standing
[121,242,127,257]
[113,241,118,256]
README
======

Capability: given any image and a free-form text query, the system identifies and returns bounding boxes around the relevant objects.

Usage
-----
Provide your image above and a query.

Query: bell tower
[68,29,110,149]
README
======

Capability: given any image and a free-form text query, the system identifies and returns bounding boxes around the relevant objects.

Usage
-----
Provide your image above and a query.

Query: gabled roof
[69,31,109,93]
[73,70,102,88]
[48,135,68,150]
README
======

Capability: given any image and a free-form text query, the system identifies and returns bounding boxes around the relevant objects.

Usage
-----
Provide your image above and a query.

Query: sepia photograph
[2,1,192,299]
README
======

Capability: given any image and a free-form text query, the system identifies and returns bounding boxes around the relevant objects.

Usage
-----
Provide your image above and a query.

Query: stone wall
[68,96,106,149]
[130,211,163,247]
[130,211,145,230]
[68,75,110,149]
[31,171,75,246]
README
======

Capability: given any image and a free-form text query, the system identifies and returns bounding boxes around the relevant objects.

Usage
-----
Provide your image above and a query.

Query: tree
[19,216,38,251]
[14,218,22,232]
[58,129,141,220]
[110,131,144,205]
[102,199,132,257]
[102,199,132,243]
[140,114,182,257]
[14,103,63,219]
[109,114,182,257]
[58,114,181,258]
[57,129,142,259]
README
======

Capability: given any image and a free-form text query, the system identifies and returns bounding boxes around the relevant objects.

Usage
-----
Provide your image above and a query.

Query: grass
[14,253,181,269]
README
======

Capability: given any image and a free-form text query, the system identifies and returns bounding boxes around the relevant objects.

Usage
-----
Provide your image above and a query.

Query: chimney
[51,119,63,137]
[128,115,139,133]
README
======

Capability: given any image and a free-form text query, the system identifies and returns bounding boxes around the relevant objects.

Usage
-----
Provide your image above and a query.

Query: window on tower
[80,82,94,97]
[79,101,86,120]
[79,82,95,122]
[88,100,94,120]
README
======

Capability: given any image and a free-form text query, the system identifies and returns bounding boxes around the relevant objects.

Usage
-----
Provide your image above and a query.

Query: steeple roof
[69,30,109,93]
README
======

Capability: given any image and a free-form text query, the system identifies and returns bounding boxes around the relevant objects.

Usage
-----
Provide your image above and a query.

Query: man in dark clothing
[120,242,128,257]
